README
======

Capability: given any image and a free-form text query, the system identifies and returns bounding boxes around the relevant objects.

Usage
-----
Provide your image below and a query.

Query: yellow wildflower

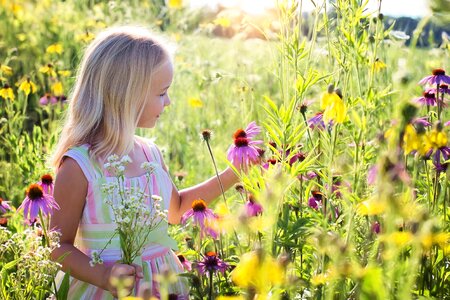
[321,86,346,124]
[0,64,13,76]
[427,129,447,149]
[76,31,95,43]
[0,84,14,101]
[168,0,182,9]
[214,17,231,28]
[311,273,330,286]
[357,199,386,216]
[39,64,57,77]
[217,296,245,300]
[386,231,413,247]
[52,81,63,96]
[46,43,63,54]
[373,58,386,72]
[58,70,71,77]
[402,124,420,154]
[232,251,284,295]
[188,97,203,108]
[17,79,37,96]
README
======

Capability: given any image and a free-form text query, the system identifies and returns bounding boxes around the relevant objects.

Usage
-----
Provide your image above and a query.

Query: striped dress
[56,138,189,299]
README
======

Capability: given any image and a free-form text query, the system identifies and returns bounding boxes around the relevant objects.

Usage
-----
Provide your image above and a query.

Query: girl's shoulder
[61,144,101,181]
[134,135,164,165]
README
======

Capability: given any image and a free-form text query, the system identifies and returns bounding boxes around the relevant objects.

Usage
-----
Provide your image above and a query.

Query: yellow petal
[52,81,63,96]
[46,43,63,54]
[188,97,203,108]
[168,0,182,9]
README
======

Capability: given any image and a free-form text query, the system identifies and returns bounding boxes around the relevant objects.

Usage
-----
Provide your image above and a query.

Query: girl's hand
[103,262,143,297]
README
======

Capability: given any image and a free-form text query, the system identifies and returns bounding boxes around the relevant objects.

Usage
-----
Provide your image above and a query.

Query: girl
[49,26,240,299]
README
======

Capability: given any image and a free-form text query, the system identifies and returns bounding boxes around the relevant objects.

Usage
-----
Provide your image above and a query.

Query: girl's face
[137,60,173,128]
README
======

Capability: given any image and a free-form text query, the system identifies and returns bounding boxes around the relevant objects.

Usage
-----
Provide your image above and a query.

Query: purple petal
[244,121,261,138]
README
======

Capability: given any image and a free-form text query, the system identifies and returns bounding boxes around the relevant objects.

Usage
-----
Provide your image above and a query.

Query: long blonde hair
[49,26,170,169]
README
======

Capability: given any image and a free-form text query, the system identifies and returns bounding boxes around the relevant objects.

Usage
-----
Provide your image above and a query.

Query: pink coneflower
[40,174,54,195]
[245,194,263,217]
[177,254,192,271]
[181,199,218,239]
[433,146,450,173]
[39,93,58,105]
[419,68,450,86]
[227,122,263,166]
[18,183,60,222]
[308,191,324,210]
[412,117,431,127]
[308,112,326,129]
[414,90,437,106]
[0,198,11,214]
[196,251,228,275]
[371,221,381,234]
[439,84,450,95]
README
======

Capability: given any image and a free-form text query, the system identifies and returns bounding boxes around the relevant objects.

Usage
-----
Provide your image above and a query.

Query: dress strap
[138,137,162,165]
[62,145,102,182]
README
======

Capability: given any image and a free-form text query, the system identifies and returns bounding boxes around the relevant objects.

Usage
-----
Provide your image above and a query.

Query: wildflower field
[1,0,449,299]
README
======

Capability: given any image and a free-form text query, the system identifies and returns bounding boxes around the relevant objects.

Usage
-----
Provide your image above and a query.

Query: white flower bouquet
[91,155,168,265]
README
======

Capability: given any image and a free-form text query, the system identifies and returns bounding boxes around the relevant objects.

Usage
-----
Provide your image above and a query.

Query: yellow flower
[52,81,63,96]
[0,64,13,75]
[214,17,231,28]
[321,87,346,124]
[0,84,14,101]
[76,31,95,43]
[357,199,386,216]
[403,124,420,154]
[323,95,346,124]
[39,64,57,77]
[217,297,245,300]
[232,251,284,295]
[386,231,413,247]
[58,70,71,77]
[373,58,386,72]
[168,0,182,9]
[311,273,330,286]
[188,97,203,108]
[46,43,63,54]
[427,129,447,149]
[17,79,37,96]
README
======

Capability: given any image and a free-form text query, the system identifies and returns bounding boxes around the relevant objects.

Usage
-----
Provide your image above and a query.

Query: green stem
[205,139,227,207]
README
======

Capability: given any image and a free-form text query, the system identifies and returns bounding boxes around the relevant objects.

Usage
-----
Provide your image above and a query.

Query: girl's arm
[159,150,240,224]
[50,158,140,296]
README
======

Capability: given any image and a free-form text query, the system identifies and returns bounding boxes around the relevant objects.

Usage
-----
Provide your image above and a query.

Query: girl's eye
[159,92,167,97]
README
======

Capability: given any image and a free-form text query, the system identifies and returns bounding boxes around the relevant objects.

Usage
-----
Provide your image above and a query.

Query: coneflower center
[27,184,44,200]
[234,137,249,147]
[432,68,445,76]
[41,174,53,185]
[312,191,323,200]
[423,91,436,99]
[192,199,207,212]
[233,129,247,139]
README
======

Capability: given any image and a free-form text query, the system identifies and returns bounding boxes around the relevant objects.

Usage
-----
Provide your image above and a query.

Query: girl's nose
[164,95,171,106]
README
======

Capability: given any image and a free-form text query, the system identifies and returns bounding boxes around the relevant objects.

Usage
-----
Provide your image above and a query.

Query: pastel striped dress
[56,138,189,299]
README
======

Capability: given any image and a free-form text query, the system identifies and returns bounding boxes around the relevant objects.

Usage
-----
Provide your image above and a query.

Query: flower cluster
[18,174,59,223]
[96,155,168,265]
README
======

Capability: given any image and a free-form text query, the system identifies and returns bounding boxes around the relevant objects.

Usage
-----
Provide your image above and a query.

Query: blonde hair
[49,25,171,169]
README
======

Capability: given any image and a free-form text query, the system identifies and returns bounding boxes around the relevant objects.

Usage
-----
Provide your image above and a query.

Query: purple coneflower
[227,122,263,166]
[39,93,58,105]
[0,217,7,227]
[40,174,54,195]
[196,251,228,275]
[433,146,450,173]
[181,199,218,239]
[245,194,263,217]
[0,198,11,214]
[177,254,192,271]
[412,117,431,127]
[439,84,450,95]
[371,221,381,234]
[419,68,450,86]
[415,90,437,106]
[308,191,324,210]
[308,112,326,129]
[18,183,60,222]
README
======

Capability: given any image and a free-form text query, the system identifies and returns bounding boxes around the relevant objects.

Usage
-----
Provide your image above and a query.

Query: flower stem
[205,138,228,207]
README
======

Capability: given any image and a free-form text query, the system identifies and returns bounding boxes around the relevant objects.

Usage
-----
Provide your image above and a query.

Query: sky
[189,0,431,18]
